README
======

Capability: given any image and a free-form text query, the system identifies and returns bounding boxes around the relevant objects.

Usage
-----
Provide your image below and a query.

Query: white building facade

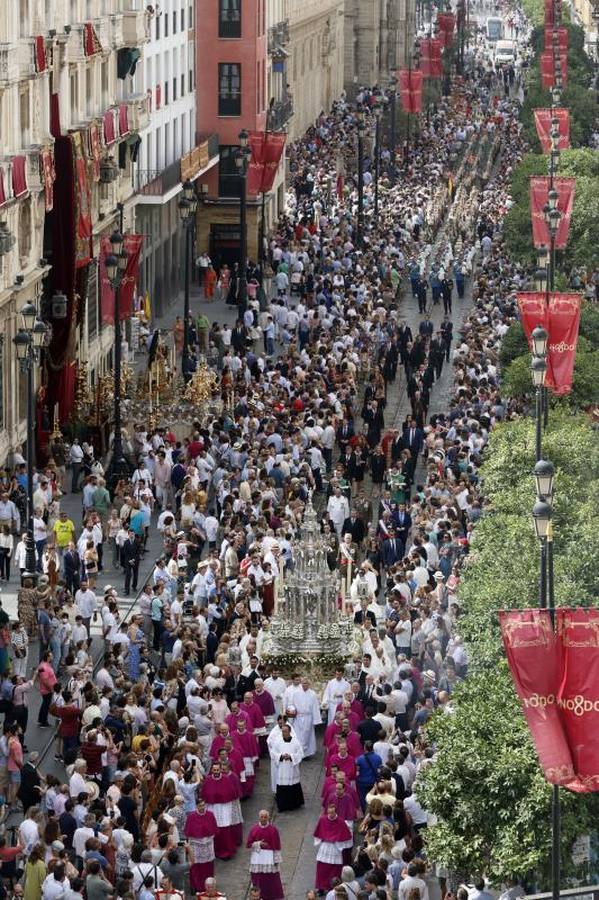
[0,0,151,460]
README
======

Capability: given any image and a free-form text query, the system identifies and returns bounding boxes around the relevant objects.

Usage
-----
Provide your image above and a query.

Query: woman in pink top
[6,728,23,810]
[35,651,57,727]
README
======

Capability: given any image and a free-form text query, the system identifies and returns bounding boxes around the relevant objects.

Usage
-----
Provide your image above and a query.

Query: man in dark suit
[402,417,424,465]
[121,529,141,596]
[336,418,354,455]
[63,543,80,595]
[394,503,412,547]
[382,529,404,568]
[341,511,367,545]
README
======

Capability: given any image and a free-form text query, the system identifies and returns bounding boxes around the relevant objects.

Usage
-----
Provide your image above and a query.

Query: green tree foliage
[417,413,599,883]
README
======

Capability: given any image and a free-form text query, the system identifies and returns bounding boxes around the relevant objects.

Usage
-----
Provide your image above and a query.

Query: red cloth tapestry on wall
[437,12,456,47]
[12,156,27,198]
[71,132,92,269]
[119,104,129,136]
[0,169,6,207]
[34,36,47,72]
[83,22,102,56]
[103,109,117,145]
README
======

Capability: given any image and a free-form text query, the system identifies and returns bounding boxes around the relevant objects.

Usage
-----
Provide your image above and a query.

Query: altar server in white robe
[264,669,287,717]
[292,677,322,757]
[267,716,299,792]
[269,722,305,812]
[322,669,351,724]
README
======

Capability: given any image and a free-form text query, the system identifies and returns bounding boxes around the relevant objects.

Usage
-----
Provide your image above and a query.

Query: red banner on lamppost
[534,108,570,153]
[437,12,456,47]
[517,291,581,395]
[399,69,424,113]
[247,132,286,195]
[556,609,599,791]
[540,51,568,88]
[100,234,144,325]
[544,25,568,51]
[500,610,576,787]
[529,176,575,250]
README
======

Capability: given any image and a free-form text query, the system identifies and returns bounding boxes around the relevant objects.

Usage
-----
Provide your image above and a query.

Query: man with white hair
[68,759,88,798]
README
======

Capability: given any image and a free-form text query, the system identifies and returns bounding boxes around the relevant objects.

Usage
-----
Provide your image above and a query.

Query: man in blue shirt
[355,740,383,811]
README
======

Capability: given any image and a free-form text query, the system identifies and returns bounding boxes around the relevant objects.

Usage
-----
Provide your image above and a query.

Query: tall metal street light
[13,302,50,580]
[530,327,548,463]
[372,90,386,220]
[357,107,366,247]
[388,74,398,183]
[178,179,198,383]
[105,230,129,486]
[235,129,252,318]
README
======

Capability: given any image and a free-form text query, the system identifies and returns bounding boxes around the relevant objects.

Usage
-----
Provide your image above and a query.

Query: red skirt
[251,871,284,900]
[190,861,214,891]
[231,822,243,846]
[214,825,238,859]
[315,861,342,892]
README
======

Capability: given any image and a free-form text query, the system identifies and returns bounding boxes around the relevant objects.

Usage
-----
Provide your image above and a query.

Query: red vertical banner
[430,38,443,77]
[534,108,570,153]
[11,156,28,197]
[420,38,432,77]
[546,293,581,395]
[544,25,568,50]
[399,69,412,111]
[259,133,286,192]
[247,132,266,195]
[517,291,581,395]
[500,610,575,787]
[529,176,575,250]
[100,234,144,325]
[410,69,423,113]
[557,609,599,791]
[437,12,456,47]
[540,51,568,88]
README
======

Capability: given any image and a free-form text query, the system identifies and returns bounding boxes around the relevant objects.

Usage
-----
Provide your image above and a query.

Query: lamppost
[388,74,398,183]
[405,40,421,171]
[235,129,252,318]
[178,179,198,383]
[357,108,366,247]
[13,302,50,580]
[530,326,548,462]
[372,91,385,220]
[105,230,129,484]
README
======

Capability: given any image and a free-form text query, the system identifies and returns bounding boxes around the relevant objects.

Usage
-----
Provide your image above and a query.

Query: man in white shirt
[75,582,97,640]
[69,759,89,798]
[69,439,84,493]
[327,488,350,537]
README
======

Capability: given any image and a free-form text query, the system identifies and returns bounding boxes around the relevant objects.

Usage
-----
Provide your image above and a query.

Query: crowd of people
[0,7,540,900]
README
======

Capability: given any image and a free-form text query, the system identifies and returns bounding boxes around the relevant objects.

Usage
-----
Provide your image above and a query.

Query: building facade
[343,0,417,97]
[133,0,218,320]
[195,0,289,267]
[287,0,345,142]
[0,0,155,460]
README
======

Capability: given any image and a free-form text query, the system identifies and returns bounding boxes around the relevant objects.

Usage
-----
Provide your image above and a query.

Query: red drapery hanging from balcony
[12,156,28,198]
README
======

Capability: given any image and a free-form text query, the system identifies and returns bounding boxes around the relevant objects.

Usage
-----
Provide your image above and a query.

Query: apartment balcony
[25,148,43,193]
[64,26,87,63]
[110,14,125,49]
[0,43,19,84]
[18,40,37,78]
[270,96,293,131]
[135,134,219,205]
[268,19,290,55]
[122,9,150,47]
[127,93,151,132]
